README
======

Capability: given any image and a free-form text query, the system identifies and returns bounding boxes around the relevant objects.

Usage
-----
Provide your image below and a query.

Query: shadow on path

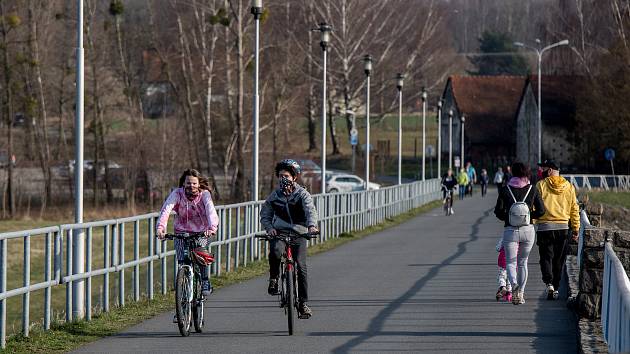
[331,209,492,353]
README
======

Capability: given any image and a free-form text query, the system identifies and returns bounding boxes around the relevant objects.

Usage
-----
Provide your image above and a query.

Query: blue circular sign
[605,148,615,161]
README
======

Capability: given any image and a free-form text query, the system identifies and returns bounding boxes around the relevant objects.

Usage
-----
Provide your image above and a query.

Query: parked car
[325,172,380,193]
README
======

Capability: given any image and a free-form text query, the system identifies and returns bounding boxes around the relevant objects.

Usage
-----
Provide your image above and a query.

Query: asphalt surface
[73,189,577,354]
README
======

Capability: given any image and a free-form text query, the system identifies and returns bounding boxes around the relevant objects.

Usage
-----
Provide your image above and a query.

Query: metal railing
[565,175,630,191]
[577,209,592,272]
[602,242,630,353]
[0,179,440,347]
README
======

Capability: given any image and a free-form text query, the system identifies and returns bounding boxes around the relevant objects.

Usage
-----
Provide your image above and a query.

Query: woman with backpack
[493,162,545,305]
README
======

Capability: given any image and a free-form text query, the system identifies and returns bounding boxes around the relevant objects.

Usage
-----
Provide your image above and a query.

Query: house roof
[449,75,527,145]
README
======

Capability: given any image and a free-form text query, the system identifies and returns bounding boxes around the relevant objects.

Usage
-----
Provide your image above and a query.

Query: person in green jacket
[457,168,469,200]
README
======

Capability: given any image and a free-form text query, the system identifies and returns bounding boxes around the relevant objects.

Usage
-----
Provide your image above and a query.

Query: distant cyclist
[156,169,219,298]
[441,168,457,214]
[260,159,318,318]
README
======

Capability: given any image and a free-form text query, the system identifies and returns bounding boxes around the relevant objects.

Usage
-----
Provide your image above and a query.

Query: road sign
[605,148,615,161]
[426,144,434,157]
[350,129,358,146]
[454,156,461,168]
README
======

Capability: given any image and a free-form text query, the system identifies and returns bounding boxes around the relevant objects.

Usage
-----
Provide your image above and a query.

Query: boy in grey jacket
[260,159,318,318]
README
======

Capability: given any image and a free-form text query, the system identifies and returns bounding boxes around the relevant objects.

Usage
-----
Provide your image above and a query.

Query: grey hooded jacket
[260,185,318,234]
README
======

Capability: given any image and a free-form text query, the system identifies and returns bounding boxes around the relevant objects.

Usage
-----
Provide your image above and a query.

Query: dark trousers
[537,229,569,289]
[269,237,308,302]
[481,183,488,197]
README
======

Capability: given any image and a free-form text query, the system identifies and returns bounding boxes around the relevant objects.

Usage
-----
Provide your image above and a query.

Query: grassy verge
[587,191,630,209]
[3,200,441,353]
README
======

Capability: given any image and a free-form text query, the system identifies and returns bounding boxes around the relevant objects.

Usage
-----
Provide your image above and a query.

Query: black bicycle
[256,230,319,335]
[164,232,214,337]
[441,184,454,216]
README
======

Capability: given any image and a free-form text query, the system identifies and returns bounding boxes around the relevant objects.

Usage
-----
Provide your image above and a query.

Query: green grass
[3,200,441,353]
[587,191,630,209]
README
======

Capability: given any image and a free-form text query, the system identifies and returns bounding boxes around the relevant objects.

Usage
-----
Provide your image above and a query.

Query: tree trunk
[0,3,15,217]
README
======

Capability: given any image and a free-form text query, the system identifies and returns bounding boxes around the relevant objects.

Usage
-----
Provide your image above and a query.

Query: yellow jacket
[536,176,580,231]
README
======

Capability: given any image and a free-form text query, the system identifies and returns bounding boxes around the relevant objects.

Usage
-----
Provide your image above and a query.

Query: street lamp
[437,99,442,178]
[421,87,427,181]
[514,38,569,163]
[251,0,263,200]
[460,114,466,169]
[396,73,404,185]
[72,0,86,322]
[363,54,372,189]
[448,109,455,170]
[313,22,332,193]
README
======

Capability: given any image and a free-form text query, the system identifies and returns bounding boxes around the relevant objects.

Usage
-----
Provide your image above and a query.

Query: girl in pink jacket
[157,169,219,296]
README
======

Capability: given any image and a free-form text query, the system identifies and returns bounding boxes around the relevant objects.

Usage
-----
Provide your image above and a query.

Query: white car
[326,173,380,193]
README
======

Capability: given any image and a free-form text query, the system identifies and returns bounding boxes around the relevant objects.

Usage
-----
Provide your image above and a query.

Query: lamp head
[363,54,373,76]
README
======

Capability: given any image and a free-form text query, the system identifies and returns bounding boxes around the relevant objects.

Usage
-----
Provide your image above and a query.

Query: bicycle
[255,230,319,335]
[164,232,215,337]
[441,184,454,216]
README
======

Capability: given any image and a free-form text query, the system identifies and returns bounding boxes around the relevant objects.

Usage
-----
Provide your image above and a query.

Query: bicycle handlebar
[255,231,320,241]
[163,232,207,240]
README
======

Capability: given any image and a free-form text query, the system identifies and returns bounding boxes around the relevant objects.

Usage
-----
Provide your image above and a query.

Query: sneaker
[546,284,555,300]
[512,286,525,305]
[298,302,312,319]
[267,278,279,295]
[496,286,507,301]
[202,280,213,297]
[552,290,559,300]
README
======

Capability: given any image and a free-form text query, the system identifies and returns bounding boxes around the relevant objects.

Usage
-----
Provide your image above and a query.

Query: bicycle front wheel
[285,269,295,336]
[193,275,204,333]
[175,269,192,337]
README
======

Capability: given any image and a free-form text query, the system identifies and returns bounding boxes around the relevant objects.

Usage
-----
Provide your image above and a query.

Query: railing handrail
[602,242,630,353]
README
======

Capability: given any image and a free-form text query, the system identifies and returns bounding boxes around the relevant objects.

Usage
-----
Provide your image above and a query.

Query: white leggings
[502,225,535,292]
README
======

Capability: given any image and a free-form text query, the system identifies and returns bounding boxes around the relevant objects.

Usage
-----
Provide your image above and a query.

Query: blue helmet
[275,159,301,177]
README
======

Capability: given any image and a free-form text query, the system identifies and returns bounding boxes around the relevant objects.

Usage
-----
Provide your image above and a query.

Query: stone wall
[576,202,630,319]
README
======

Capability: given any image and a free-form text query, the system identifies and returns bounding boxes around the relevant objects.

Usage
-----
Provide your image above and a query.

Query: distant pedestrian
[480,169,489,197]
[503,165,512,186]
[465,162,477,197]
[493,167,504,191]
[494,162,545,305]
[535,160,580,300]
[457,168,469,200]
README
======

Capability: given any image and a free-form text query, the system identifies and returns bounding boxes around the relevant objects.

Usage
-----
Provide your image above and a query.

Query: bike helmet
[275,159,301,178]
[191,248,215,266]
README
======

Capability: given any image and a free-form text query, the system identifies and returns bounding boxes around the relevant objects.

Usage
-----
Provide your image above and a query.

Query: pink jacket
[156,188,219,234]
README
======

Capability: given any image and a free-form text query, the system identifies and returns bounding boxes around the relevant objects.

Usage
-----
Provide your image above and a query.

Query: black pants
[537,229,569,289]
[481,183,488,197]
[269,237,308,302]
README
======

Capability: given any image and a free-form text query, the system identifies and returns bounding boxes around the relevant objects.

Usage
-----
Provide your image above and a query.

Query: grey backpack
[507,185,532,227]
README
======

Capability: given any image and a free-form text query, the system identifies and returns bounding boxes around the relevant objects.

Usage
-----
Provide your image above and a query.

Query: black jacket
[494,184,545,227]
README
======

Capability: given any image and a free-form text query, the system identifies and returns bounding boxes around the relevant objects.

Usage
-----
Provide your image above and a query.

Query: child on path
[496,238,512,302]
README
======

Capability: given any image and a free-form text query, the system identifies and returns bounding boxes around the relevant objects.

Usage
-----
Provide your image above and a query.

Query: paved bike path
[74,190,577,353]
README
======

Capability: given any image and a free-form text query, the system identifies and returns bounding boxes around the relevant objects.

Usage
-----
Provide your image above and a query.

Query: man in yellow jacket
[535,160,580,300]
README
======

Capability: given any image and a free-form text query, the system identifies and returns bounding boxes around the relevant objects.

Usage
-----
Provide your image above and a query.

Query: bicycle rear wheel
[285,269,295,335]
[192,274,204,333]
[175,269,192,337]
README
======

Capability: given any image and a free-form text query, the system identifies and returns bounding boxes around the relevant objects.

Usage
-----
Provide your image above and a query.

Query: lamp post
[72,0,85,322]
[514,38,569,162]
[448,109,453,170]
[314,23,331,193]
[363,54,372,189]
[251,0,262,200]
[396,73,404,185]
[421,87,427,181]
[437,99,442,178]
[460,114,466,169]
